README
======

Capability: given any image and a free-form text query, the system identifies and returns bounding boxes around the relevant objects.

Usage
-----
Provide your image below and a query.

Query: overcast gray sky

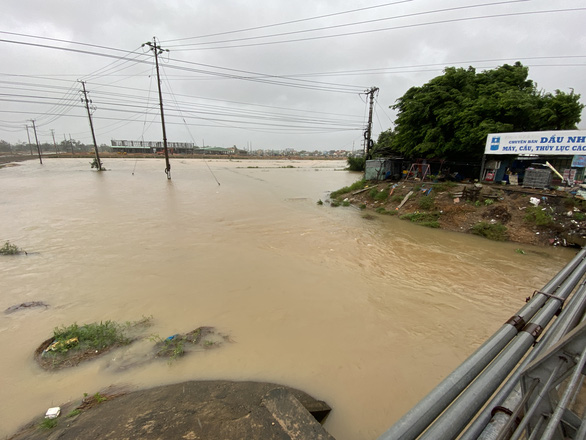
[1,0,585,151]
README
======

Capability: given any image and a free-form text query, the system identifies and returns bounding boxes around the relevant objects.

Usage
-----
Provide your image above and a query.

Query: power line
[168,6,586,51]
[0,37,365,94]
[167,0,527,49]
[162,0,414,43]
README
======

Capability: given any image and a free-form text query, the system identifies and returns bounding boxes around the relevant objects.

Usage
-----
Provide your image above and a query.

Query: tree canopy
[375,62,584,161]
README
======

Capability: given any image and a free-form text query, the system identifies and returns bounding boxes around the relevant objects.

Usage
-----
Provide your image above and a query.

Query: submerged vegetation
[49,321,130,353]
[90,158,106,171]
[0,241,22,255]
[37,317,153,370]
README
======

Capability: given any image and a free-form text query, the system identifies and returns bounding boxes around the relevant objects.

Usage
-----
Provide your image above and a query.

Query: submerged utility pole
[144,37,171,179]
[25,125,33,156]
[364,86,379,161]
[79,81,102,171]
[69,134,74,155]
[50,129,58,156]
[29,120,42,164]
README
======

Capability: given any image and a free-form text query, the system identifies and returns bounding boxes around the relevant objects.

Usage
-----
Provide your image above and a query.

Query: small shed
[365,158,403,181]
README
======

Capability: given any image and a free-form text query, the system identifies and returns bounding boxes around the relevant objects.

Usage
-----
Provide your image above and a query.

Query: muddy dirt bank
[330,180,586,247]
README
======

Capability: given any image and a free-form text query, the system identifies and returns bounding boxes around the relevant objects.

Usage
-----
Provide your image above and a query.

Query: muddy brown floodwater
[0,158,576,439]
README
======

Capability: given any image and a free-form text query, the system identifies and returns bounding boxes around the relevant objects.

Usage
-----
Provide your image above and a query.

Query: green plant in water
[50,321,130,354]
[39,418,58,430]
[124,315,153,329]
[471,222,508,241]
[93,392,107,403]
[524,206,554,227]
[90,158,105,170]
[359,204,366,210]
[150,334,185,361]
[317,199,323,206]
[515,248,526,254]
[342,200,351,207]
[376,207,398,216]
[0,241,21,255]
[330,200,340,207]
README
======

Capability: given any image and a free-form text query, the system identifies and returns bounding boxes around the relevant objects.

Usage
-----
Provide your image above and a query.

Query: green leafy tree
[374,128,398,157]
[388,62,583,161]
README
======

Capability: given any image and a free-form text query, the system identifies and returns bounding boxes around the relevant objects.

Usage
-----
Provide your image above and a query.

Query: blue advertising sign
[485,130,586,155]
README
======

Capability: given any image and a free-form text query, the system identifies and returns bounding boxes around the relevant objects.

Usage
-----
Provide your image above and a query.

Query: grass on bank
[524,206,554,227]
[471,222,508,241]
[330,180,367,199]
[400,212,441,228]
[39,418,58,430]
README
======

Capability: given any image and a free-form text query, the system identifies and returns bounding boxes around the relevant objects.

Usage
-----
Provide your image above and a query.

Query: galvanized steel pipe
[378,248,586,440]
[418,256,586,440]
[462,256,586,440]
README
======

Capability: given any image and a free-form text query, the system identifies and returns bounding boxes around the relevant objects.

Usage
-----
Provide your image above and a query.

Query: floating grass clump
[50,321,130,353]
[35,319,149,370]
[0,241,22,255]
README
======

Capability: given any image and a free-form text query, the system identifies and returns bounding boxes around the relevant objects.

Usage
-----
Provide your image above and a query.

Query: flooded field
[0,158,575,439]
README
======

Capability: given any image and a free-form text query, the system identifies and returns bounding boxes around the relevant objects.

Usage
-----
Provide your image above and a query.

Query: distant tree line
[0,139,110,154]
[374,62,584,162]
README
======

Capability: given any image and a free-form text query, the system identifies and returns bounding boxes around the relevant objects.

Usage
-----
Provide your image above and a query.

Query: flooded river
[0,158,575,439]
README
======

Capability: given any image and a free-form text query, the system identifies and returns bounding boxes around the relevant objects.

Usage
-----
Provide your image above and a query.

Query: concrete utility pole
[144,37,171,179]
[79,81,102,171]
[25,125,33,156]
[69,134,74,155]
[364,86,379,161]
[51,129,58,156]
[29,120,42,164]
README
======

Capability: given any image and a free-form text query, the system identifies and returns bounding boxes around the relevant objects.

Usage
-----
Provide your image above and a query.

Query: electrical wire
[168,6,586,51]
[161,0,414,43]
[167,0,528,49]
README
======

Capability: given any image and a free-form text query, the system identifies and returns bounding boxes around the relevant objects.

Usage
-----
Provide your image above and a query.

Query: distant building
[110,140,247,156]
